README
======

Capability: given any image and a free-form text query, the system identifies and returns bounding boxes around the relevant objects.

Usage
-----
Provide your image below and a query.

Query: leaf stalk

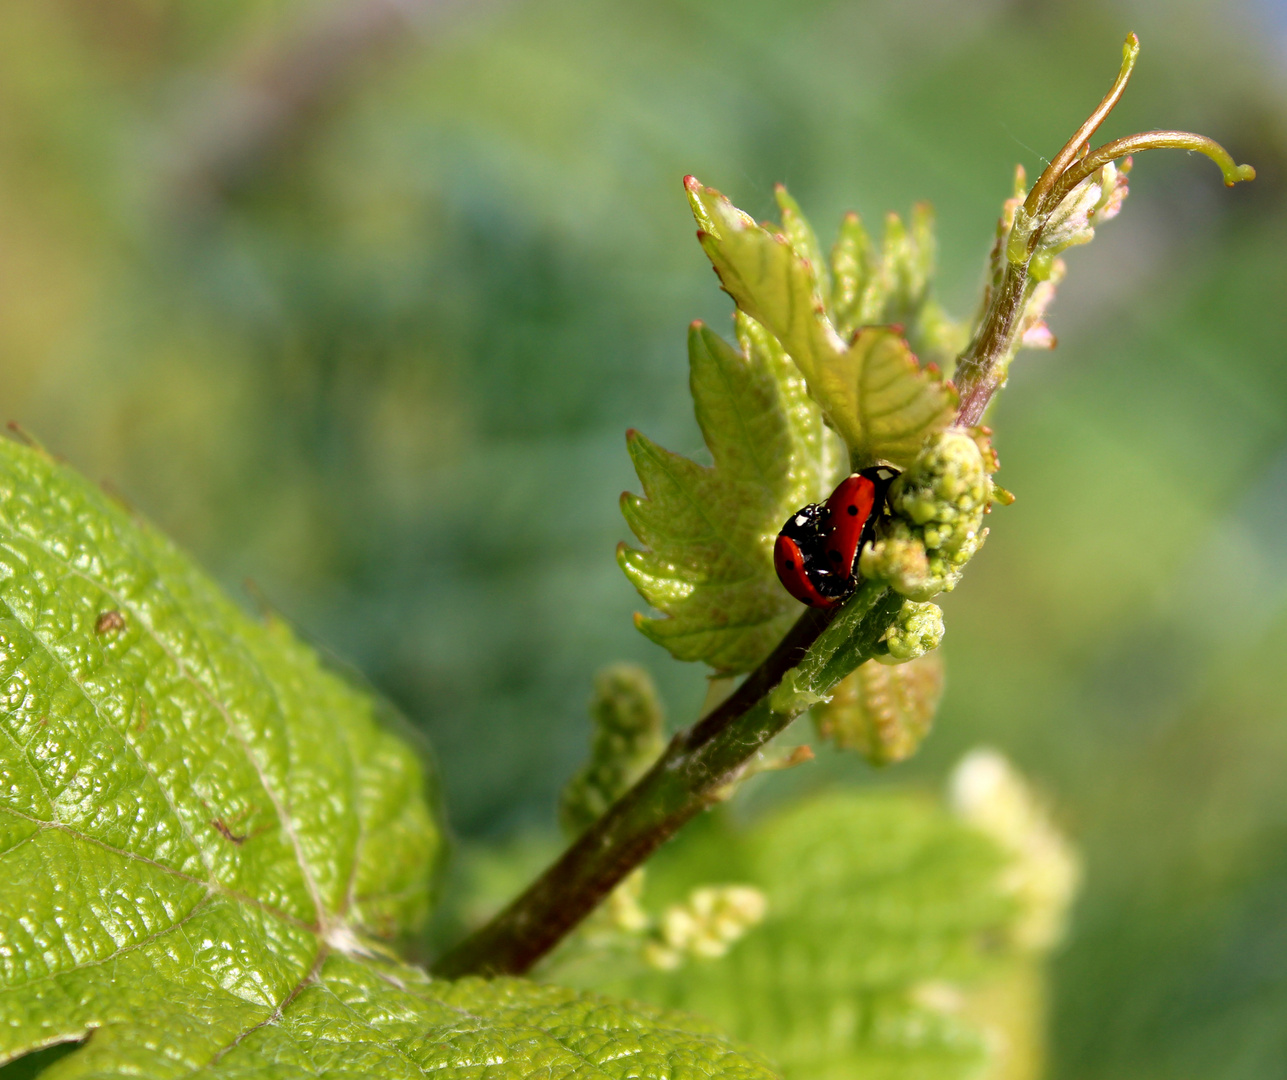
[954,33,1253,426]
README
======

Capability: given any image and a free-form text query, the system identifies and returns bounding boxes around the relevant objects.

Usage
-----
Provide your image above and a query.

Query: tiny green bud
[813,653,945,766]
[648,885,768,968]
[880,600,945,663]
[860,534,936,600]
[768,669,830,716]
[859,429,993,600]
[560,664,667,838]
[604,868,650,934]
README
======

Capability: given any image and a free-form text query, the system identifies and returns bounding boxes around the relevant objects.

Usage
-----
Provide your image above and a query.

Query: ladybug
[773,466,899,608]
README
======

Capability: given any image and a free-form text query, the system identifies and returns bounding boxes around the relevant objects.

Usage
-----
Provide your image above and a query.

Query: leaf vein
[0,893,215,992]
[0,805,314,930]
[203,946,329,1071]
[8,533,328,925]
[0,581,214,880]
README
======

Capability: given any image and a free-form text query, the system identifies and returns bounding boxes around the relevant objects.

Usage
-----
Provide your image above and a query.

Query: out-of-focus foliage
[559,662,666,836]
[0,0,1285,1077]
[815,652,945,764]
[543,757,1077,1080]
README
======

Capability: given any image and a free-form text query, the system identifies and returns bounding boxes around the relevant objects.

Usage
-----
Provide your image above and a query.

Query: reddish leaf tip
[683,174,701,192]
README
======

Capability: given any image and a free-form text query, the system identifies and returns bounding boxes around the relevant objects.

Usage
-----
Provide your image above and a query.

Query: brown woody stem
[433,583,901,977]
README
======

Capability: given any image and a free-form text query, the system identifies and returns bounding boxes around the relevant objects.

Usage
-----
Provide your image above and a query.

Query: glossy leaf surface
[0,439,776,1080]
[686,179,958,468]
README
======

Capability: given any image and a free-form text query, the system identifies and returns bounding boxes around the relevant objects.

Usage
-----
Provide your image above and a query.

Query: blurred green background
[1,0,1284,1075]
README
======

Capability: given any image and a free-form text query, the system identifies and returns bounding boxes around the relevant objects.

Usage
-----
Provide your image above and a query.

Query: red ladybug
[773,466,898,608]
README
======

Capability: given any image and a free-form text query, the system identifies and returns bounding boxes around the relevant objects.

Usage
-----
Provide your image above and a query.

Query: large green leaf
[554,789,1036,1080]
[0,439,776,1080]
[9,954,778,1079]
[619,315,844,674]
[686,178,958,468]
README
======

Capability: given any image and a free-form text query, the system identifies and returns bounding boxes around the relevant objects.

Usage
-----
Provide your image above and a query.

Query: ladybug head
[860,464,900,486]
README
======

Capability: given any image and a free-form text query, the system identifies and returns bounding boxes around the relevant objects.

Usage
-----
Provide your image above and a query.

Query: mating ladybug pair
[773,466,899,608]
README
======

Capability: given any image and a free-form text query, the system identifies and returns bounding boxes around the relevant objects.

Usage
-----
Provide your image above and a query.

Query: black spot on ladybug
[784,559,795,570]
[829,551,841,562]
[847,505,859,515]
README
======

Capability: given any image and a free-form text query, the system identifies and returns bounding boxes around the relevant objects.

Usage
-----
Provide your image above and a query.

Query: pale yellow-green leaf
[774,184,832,307]
[686,179,957,467]
[620,316,843,673]
[798,325,957,468]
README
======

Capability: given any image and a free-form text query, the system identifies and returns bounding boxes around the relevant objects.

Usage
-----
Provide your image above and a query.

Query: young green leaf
[829,204,967,372]
[0,440,776,1080]
[685,177,958,468]
[619,315,844,674]
[773,184,831,306]
[828,210,874,336]
[0,435,438,1068]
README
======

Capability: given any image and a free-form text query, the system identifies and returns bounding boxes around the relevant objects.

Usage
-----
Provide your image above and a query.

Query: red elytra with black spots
[773,467,898,609]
